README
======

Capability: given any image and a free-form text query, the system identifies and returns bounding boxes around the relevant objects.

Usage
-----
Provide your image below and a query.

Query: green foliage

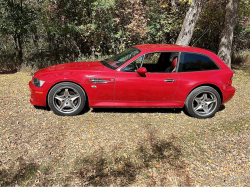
[191,0,227,52]
[93,0,115,10]
[145,0,188,44]
[193,0,250,53]
[0,0,36,35]
[0,0,39,65]
[234,0,250,50]
[0,0,248,72]
[232,50,250,65]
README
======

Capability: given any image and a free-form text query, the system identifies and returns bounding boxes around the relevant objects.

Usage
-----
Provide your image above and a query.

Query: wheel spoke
[194,104,203,111]
[55,95,64,102]
[206,98,216,105]
[59,101,67,111]
[64,89,70,97]
[194,98,202,103]
[68,100,76,109]
[203,93,208,100]
[203,105,209,113]
[70,94,80,102]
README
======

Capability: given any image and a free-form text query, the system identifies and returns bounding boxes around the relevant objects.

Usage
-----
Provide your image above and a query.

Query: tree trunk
[175,0,205,46]
[17,34,23,64]
[217,0,240,68]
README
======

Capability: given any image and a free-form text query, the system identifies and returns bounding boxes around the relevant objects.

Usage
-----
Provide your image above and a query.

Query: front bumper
[29,81,52,106]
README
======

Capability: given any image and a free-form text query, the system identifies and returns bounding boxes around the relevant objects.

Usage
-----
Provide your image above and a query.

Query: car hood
[38,61,108,74]
[33,61,114,83]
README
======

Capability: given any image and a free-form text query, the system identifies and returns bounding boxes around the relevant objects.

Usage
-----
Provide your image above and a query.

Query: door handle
[164,79,175,82]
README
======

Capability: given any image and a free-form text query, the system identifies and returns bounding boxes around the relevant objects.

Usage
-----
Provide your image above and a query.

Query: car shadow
[33,106,183,115]
[33,105,51,111]
[33,105,91,116]
[218,104,225,111]
[33,104,226,116]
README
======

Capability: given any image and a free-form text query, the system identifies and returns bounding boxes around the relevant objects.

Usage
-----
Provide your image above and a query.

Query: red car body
[29,44,235,118]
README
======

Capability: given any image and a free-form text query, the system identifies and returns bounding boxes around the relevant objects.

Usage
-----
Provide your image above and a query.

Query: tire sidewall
[48,82,86,116]
[185,86,221,119]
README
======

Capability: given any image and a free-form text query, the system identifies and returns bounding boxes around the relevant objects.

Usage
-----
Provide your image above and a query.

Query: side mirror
[137,67,147,76]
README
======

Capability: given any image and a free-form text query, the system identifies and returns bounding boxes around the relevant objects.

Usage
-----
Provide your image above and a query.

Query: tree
[175,0,206,46]
[217,0,240,67]
[0,0,37,63]
[192,0,228,52]
[233,0,250,50]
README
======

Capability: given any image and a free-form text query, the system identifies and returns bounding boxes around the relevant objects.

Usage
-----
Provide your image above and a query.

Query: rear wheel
[185,86,221,119]
[48,82,86,116]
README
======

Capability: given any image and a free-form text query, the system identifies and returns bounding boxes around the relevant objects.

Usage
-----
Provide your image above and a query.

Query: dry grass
[0,67,250,186]
[232,50,250,66]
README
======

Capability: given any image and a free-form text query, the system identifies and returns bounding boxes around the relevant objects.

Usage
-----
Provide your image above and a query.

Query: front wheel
[184,86,221,119]
[48,82,86,116]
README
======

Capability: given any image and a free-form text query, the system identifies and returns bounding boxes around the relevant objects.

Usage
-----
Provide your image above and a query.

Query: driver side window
[121,52,179,73]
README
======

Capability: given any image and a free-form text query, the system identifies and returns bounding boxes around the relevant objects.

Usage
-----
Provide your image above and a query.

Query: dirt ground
[0,67,249,186]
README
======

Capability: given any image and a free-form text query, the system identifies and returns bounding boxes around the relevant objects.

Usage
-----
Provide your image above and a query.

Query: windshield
[101,48,141,70]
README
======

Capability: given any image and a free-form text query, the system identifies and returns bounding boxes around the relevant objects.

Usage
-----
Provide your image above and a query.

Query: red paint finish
[137,67,147,75]
[29,80,53,106]
[29,44,235,112]
[173,70,233,102]
[82,72,116,101]
[89,101,184,108]
[115,71,179,102]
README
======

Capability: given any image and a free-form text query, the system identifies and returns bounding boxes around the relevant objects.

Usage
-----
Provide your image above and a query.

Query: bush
[232,50,250,65]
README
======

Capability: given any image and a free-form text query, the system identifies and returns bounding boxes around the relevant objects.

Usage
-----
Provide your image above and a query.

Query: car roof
[133,44,229,69]
[134,44,204,51]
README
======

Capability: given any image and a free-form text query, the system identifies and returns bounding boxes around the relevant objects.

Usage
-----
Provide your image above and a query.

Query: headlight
[33,77,45,87]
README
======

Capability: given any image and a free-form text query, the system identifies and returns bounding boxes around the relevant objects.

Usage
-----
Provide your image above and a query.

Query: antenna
[192,29,210,47]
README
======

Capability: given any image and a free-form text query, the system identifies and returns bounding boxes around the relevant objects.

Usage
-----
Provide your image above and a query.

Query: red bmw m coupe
[29,44,235,118]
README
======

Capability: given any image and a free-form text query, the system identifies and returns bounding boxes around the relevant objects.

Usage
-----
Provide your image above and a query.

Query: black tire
[48,82,86,116]
[184,86,221,119]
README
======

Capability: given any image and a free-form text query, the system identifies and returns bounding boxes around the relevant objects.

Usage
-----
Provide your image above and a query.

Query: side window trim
[121,51,182,73]
[178,52,185,73]
[174,52,182,73]
[139,54,145,68]
[141,51,180,73]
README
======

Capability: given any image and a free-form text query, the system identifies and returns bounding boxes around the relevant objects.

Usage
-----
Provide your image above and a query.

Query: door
[115,71,179,101]
[115,52,179,101]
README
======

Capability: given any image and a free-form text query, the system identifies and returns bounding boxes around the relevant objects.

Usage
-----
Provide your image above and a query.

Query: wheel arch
[46,81,89,108]
[186,83,223,103]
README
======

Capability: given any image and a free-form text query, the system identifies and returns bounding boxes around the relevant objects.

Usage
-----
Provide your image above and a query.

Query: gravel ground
[0,68,249,186]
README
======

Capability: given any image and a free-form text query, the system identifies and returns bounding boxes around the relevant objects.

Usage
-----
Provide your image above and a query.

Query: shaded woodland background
[0,0,249,72]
